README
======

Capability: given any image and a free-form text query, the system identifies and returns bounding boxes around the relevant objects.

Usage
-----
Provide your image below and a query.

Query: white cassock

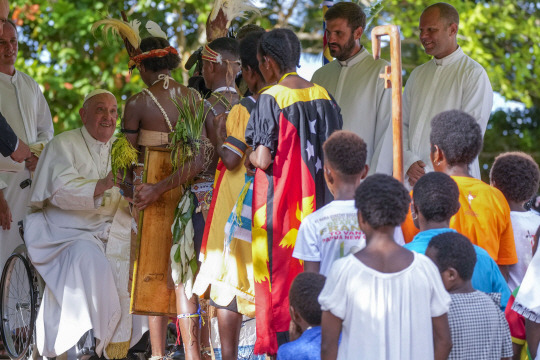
[312,48,393,175]
[24,127,148,359]
[403,47,493,184]
[0,70,53,268]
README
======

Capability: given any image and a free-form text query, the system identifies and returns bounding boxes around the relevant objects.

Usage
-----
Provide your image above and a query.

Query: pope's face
[80,93,117,143]
[325,17,360,61]
[419,8,457,59]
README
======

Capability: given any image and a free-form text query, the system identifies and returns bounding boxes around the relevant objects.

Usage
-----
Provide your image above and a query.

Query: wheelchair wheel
[0,253,36,360]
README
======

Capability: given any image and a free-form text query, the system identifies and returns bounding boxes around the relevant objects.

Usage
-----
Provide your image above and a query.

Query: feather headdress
[91,18,142,53]
[206,0,260,42]
[93,14,177,69]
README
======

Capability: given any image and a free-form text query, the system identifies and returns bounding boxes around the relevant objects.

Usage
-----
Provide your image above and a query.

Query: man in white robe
[311,2,393,175]
[24,90,148,359]
[0,19,53,268]
[403,2,493,187]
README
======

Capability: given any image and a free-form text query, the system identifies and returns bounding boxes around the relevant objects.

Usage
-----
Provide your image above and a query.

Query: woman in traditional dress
[193,31,268,360]
[122,36,207,360]
[244,28,343,355]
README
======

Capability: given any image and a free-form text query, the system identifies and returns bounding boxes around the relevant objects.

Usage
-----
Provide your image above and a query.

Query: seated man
[24,90,148,359]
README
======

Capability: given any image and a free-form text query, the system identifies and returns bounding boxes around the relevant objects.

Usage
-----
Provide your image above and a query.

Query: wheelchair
[0,221,43,360]
[0,222,151,360]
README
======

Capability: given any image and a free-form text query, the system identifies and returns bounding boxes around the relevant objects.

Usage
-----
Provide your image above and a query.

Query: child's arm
[432,314,452,360]
[304,261,320,273]
[321,310,342,360]
[526,318,540,359]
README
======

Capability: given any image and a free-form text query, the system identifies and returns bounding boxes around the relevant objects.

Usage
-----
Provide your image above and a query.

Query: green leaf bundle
[111,132,139,184]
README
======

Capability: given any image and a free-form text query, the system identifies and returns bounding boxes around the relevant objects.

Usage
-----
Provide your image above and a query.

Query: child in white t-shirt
[319,174,452,360]
[292,130,368,275]
[490,152,540,291]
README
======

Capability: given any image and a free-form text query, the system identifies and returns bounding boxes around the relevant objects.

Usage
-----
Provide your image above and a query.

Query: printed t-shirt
[293,200,366,276]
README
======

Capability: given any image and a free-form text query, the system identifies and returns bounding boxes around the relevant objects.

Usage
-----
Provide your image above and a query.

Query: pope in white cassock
[403,3,493,187]
[24,90,148,359]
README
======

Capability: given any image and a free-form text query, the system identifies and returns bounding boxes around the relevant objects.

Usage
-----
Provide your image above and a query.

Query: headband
[201,44,223,64]
[128,46,178,69]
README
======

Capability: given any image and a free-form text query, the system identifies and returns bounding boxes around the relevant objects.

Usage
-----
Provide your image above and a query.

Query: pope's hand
[0,190,12,231]
[134,183,161,210]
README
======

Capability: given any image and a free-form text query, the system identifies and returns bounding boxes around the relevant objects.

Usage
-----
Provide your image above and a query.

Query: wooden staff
[371,25,403,182]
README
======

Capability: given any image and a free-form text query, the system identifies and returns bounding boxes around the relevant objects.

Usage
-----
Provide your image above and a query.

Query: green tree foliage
[8,0,540,172]
[9,0,320,134]
[481,107,540,181]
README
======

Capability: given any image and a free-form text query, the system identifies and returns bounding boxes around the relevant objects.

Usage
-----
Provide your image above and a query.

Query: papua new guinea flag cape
[246,84,342,354]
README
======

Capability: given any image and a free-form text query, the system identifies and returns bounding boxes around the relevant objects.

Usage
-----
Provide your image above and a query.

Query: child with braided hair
[245,28,342,355]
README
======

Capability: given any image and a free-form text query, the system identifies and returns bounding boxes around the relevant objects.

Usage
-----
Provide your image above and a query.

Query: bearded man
[311,1,392,175]
[24,90,148,359]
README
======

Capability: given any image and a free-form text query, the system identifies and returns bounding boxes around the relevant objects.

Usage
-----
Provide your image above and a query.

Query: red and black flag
[246,84,342,354]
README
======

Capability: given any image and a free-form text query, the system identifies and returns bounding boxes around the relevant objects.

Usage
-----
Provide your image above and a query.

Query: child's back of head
[323,130,367,179]
[323,130,368,195]
[490,151,540,208]
[490,151,540,290]
[413,172,460,224]
[354,173,410,229]
[426,232,476,290]
[289,272,326,327]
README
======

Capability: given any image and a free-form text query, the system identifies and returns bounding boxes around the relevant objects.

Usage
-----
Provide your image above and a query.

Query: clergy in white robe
[403,4,493,187]
[24,90,147,359]
[311,2,393,175]
[0,21,53,268]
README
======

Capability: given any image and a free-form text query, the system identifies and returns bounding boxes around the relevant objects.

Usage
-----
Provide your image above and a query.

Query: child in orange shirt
[429,110,516,278]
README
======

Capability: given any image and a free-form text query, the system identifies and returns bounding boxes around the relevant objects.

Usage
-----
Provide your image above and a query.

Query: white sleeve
[292,216,321,261]
[402,74,422,174]
[461,66,493,135]
[318,257,349,319]
[34,83,54,145]
[422,255,451,317]
[369,85,393,175]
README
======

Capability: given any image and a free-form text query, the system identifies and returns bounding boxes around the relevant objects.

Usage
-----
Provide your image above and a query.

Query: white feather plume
[209,0,260,26]
[146,21,168,40]
[129,19,142,35]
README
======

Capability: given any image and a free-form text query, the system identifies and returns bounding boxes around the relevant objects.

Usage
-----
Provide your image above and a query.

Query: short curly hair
[289,272,326,326]
[139,36,180,72]
[490,152,540,203]
[355,174,410,228]
[413,172,460,222]
[323,130,367,176]
[427,232,476,281]
[430,110,483,167]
